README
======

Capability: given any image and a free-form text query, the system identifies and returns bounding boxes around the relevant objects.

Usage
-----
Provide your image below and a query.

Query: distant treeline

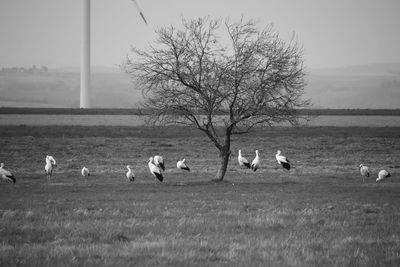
[0,107,400,116]
[1,65,48,74]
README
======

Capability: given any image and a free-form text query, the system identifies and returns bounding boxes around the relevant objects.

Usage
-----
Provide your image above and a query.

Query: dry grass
[1,126,400,266]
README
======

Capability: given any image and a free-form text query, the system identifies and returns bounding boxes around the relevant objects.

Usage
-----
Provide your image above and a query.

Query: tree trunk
[214,149,231,181]
[214,133,231,181]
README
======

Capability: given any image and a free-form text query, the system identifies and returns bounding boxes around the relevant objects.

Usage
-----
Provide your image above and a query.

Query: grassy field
[1,126,400,266]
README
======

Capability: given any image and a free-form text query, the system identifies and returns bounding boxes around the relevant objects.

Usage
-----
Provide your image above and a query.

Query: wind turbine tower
[79,0,147,108]
[80,0,90,108]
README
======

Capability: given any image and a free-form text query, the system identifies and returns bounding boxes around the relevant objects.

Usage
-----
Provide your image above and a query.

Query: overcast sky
[1,0,399,70]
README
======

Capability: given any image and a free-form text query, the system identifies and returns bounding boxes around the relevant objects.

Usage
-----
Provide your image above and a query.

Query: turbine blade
[139,12,148,24]
[131,0,148,25]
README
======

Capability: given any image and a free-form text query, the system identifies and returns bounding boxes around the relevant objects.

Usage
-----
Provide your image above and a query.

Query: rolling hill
[0,63,399,109]
[0,67,141,108]
[306,63,400,109]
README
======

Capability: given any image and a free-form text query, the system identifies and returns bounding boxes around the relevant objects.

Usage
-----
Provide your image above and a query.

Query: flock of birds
[0,150,392,184]
[358,164,391,182]
[237,149,289,172]
[0,154,190,184]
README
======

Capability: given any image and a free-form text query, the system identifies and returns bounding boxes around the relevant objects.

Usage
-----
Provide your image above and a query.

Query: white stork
[81,166,90,178]
[238,150,251,169]
[126,165,135,182]
[359,164,370,182]
[251,150,260,172]
[177,159,190,172]
[153,155,165,171]
[148,157,163,182]
[0,163,16,183]
[376,169,391,182]
[47,155,56,166]
[275,150,290,170]
[45,155,54,180]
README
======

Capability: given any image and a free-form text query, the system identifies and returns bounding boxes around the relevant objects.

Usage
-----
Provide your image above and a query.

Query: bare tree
[123,17,309,181]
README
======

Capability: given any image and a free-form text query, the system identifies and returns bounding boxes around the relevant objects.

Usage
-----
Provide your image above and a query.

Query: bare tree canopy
[123,17,309,181]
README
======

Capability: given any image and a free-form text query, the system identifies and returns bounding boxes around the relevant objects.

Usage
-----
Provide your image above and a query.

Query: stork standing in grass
[81,166,90,178]
[126,165,135,182]
[153,155,165,171]
[0,163,16,183]
[47,155,56,167]
[148,157,163,183]
[251,150,260,172]
[275,150,291,170]
[45,155,55,180]
[376,169,391,182]
[238,150,251,169]
[359,164,370,182]
[177,159,190,172]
